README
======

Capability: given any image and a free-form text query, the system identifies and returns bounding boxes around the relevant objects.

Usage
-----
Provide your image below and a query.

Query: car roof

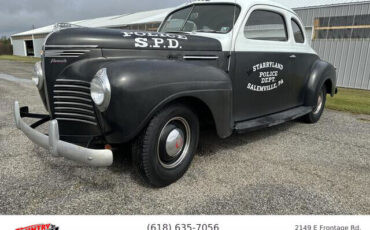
[184,0,296,14]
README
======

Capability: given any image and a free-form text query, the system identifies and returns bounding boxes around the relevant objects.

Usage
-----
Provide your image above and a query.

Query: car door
[289,16,319,105]
[232,6,299,121]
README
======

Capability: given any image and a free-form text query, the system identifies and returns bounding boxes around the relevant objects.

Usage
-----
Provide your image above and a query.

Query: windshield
[159,4,241,34]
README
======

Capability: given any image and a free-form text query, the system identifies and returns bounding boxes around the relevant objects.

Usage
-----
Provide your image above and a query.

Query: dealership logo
[50,58,67,64]
[16,224,59,230]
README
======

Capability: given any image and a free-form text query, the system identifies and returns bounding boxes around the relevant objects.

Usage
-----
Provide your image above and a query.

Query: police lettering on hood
[122,31,188,49]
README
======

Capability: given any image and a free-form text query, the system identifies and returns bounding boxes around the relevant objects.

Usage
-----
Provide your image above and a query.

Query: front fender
[304,59,337,107]
[98,59,233,143]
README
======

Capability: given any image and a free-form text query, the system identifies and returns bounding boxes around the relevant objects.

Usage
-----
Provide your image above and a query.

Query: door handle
[290,54,297,59]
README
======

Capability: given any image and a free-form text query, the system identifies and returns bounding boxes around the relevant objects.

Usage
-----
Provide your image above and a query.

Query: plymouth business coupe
[14,0,337,187]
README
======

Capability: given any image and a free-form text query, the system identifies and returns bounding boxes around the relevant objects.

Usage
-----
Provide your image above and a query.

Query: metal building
[294,0,370,90]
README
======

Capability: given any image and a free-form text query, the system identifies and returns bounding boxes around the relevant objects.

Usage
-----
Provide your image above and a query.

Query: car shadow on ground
[109,120,299,187]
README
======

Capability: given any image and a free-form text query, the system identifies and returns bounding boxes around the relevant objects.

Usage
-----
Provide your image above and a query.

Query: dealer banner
[2,216,369,230]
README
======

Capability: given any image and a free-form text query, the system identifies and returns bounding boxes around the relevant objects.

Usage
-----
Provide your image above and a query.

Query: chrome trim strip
[53,96,92,102]
[45,53,86,56]
[56,118,97,126]
[45,45,98,48]
[56,79,89,84]
[183,56,219,60]
[53,90,90,96]
[54,85,90,90]
[45,52,86,55]
[14,101,111,166]
[54,112,96,120]
[54,101,93,108]
[44,50,90,58]
[54,107,94,114]
[46,56,80,58]
[45,50,88,53]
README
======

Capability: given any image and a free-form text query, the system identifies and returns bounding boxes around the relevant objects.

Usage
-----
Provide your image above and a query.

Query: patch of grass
[0,55,40,63]
[326,88,370,115]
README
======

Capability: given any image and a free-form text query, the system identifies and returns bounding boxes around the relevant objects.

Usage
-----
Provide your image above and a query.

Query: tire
[132,104,199,187]
[302,85,327,123]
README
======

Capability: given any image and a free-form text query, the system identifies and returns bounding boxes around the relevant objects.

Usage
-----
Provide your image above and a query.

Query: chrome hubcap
[157,117,191,169]
[165,128,184,157]
[313,90,324,114]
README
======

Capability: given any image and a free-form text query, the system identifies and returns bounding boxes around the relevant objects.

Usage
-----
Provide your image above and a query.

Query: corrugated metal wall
[295,2,370,90]
[11,40,25,56]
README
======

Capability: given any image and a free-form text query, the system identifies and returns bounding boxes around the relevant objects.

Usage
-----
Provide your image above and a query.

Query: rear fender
[304,59,337,107]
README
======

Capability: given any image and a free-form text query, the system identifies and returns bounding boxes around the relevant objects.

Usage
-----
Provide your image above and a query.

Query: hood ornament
[53,23,82,32]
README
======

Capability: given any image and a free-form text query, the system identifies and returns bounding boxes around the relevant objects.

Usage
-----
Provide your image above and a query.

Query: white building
[10,7,172,57]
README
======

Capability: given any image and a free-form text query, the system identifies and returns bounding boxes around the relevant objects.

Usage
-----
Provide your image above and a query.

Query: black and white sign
[247,61,285,92]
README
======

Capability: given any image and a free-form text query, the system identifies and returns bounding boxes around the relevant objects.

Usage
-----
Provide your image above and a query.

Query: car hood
[45,27,222,51]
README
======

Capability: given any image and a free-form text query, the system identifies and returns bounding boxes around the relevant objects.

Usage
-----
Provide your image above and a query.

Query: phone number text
[147,224,220,230]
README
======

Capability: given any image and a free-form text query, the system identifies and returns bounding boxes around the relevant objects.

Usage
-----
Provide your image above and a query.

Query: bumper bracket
[14,101,113,167]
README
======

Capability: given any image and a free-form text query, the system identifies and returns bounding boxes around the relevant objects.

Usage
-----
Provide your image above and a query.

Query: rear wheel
[132,104,199,187]
[302,85,327,123]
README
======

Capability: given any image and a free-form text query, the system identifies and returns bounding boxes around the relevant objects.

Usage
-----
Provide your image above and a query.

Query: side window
[244,10,288,41]
[292,19,305,43]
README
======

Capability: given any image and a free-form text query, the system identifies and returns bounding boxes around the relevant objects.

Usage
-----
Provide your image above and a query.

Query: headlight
[90,68,111,111]
[32,61,43,90]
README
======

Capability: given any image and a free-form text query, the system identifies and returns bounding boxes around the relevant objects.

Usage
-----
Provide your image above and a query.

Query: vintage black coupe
[14,0,337,187]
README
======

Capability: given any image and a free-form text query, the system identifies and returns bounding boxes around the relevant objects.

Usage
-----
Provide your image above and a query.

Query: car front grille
[52,79,98,126]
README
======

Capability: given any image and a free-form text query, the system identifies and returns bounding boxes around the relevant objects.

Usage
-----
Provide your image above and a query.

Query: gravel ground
[0,60,369,215]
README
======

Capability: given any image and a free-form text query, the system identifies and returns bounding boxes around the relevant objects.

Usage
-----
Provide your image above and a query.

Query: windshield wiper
[194,29,224,34]
[165,31,191,34]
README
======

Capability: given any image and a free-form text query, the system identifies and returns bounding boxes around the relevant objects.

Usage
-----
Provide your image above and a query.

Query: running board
[235,106,312,134]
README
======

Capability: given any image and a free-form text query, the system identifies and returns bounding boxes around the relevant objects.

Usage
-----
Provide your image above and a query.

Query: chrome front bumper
[14,101,113,167]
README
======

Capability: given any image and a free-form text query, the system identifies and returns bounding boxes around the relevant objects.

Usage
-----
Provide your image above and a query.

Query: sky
[0,0,190,37]
[0,0,364,38]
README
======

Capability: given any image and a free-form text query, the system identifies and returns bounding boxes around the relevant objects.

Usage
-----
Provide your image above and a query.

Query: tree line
[0,36,13,55]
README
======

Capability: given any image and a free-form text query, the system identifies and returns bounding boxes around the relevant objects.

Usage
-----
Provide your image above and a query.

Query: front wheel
[302,85,327,123]
[132,104,199,187]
